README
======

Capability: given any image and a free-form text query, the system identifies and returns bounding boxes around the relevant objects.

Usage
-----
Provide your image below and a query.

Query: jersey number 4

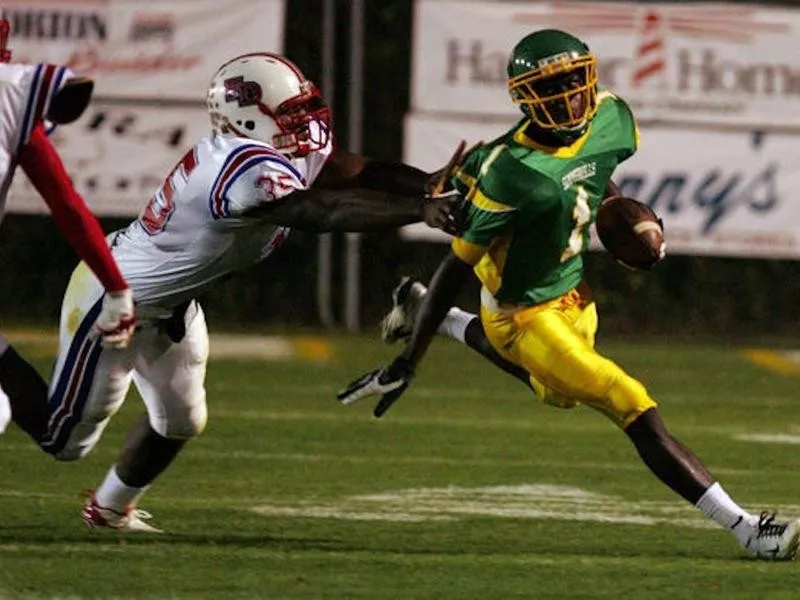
[140,148,199,235]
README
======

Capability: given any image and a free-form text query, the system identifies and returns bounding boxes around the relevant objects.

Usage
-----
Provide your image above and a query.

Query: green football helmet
[507,29,599,140]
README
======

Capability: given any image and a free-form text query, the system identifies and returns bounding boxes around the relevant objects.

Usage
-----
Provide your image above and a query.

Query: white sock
[0,337,11,434]
[94,466,149,513]
[695,482,757,544]
[437,308,475,343]
[0,385,10,435]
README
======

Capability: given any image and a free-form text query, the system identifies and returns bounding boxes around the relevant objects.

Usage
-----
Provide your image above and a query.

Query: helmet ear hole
[244,120,255,131]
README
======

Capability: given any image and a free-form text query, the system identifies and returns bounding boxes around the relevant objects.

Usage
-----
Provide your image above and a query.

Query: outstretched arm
[399,251,473,365]
[243,186,460,233]
[317,141,472,197]
[315,150,431,196]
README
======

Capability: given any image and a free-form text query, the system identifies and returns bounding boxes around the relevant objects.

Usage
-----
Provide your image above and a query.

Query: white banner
[412,0,800,129]
[2,0,285,100]
[8,102,209,217]
[403,113,800,260]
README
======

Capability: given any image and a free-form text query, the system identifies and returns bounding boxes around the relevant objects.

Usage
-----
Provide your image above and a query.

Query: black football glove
[337,356,415,418]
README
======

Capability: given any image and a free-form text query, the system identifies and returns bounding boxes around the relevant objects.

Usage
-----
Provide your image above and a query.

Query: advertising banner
[403,113,800,259]
[412,0,800,129]
[8,102,209,217]
[2,0,285,100]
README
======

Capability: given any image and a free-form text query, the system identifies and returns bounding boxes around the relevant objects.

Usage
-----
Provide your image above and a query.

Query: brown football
[595,195,666,271]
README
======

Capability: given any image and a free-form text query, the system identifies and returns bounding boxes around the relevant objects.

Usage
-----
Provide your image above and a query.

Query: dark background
[2,0,800,340]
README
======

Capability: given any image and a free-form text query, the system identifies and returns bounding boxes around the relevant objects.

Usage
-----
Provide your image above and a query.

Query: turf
[1,333,800,599]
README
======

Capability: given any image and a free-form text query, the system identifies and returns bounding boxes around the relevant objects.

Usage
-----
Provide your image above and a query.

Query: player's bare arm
[317,143,472,196]
[399,251,472,366]
[243,186,461,233]
[316,149,433,195]
[337,250,473,417]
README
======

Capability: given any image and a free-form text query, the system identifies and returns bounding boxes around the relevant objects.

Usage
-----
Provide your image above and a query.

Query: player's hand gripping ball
[595,196,666,271]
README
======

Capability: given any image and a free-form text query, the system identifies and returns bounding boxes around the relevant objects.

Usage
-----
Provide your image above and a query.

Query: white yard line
[250,483,800,529]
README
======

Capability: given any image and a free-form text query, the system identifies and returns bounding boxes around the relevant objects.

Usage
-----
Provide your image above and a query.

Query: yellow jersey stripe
[471,188,515,214]
[455,170,476,189]
[513,121,590,158]
[597,89,616,103]
[451,238,488,266]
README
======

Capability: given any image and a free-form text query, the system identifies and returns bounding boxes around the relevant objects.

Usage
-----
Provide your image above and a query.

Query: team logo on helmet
[224,76,262,107]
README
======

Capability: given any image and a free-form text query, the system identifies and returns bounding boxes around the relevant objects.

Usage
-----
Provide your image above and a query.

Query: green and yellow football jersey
[451,90,639,306]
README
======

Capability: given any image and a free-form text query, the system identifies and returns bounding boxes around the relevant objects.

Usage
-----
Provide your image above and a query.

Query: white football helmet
[207,52,331,157]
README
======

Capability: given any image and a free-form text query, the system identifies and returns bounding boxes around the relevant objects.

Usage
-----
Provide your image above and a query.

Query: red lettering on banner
[65,49,201,73]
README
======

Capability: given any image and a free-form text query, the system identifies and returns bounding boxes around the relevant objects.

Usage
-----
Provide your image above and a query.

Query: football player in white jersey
[10,52,463,532]
[0,19,135,436]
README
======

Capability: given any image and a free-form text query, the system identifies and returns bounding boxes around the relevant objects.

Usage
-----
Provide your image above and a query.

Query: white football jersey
[111,132,333,319]
[0,62,72,221]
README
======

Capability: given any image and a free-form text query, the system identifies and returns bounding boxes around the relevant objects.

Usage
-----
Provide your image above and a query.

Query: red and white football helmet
[207,53,331,158]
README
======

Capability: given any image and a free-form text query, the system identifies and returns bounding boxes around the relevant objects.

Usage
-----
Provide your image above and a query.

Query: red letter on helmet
[224,76,262,108]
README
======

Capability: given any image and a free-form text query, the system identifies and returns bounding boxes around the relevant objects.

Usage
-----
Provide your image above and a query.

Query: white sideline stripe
[3,330,327,361]
[211,334,294,359]
[734,433,800,445]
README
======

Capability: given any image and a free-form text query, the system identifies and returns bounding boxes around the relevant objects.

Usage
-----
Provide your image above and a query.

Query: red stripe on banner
[638,39,664,56]
[633,60,665,86]
[670,24,752,43]
[641,11,662,34]
[551,1,631,16]
[32,64,56,124]
[670,19,788,35]
[513,14,635,26]
[212,146,286,217]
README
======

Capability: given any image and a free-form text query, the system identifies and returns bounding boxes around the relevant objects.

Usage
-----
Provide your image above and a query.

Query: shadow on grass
[0,527,743,563]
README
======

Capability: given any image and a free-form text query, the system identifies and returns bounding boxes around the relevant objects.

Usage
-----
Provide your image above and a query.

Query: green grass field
[2,332,800,599]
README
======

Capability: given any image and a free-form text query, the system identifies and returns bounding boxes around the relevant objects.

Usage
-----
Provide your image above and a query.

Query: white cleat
[743,512,800,560]
[81,495,163,533]
[380,277,427,344]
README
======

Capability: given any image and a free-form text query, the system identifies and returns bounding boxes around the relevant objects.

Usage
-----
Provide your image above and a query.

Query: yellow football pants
[480,283,657,429]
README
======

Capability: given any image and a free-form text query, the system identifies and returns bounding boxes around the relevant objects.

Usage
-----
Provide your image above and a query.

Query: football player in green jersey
[338,28,800,560]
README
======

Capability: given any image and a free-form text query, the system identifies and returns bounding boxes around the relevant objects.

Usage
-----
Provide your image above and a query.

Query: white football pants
[41,262,209,461]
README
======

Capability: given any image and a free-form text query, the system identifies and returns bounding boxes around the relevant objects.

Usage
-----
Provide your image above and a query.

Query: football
[595,195,666,271]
